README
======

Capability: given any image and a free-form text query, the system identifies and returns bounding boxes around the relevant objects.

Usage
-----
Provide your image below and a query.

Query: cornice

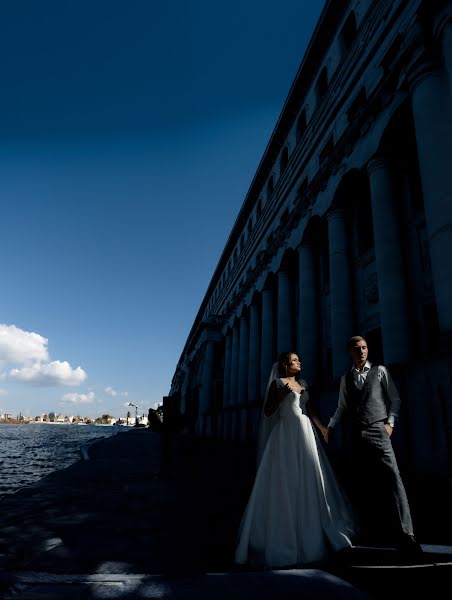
[174,0,431,371]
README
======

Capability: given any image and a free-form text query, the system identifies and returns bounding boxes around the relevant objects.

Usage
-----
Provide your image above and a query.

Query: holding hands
[323,426,333,444]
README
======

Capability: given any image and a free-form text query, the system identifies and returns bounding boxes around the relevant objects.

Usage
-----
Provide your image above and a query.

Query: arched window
[280,146,289,173]
[296,109,307,144]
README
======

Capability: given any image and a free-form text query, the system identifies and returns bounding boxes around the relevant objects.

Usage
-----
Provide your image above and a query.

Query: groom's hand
[384,423,393,438]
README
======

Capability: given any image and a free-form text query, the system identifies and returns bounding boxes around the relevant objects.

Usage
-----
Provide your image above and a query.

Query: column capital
[297,242,313,256]
[433,8,452,43]
[204,331,222,343]
[277,269,289,280]
[367,156,390,176]
[326,207,345,224]
[406,51,442,93]
[249,303,258,315]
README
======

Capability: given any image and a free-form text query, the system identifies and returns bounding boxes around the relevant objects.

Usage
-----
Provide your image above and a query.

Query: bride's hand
[287,381,304,393]
[277,384,291,401]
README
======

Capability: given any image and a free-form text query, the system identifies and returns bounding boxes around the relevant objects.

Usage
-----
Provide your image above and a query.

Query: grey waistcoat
[345,366,388,427]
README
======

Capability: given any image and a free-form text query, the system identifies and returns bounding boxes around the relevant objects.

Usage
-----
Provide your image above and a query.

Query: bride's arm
[304,385,328,438]
[307,406,328,439]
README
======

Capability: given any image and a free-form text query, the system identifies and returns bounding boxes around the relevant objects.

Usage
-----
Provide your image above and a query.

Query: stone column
[229,322,240,407]
[367,157,411,364]
[434,13,452,91]
[238,314,249,406]
[410,58,452,334]
[327,209,354,378]
[298,244,319,384]
[199,340,215,414]
[222,332,232,409]
[260,287,275,397]
[248,303,261,405]
[277,270,292,354]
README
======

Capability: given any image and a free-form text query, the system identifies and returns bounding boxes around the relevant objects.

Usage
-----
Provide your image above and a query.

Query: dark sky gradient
[0,0,324,137]
[0,1,326,417]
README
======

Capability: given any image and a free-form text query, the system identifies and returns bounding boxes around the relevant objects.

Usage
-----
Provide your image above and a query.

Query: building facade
[169,0,452,496]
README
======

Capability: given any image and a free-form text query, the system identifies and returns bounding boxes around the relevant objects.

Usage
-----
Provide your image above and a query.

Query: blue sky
[0,0,325,419]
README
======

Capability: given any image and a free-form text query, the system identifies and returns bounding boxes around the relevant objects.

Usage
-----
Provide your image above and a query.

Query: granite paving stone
[0,428,450,598]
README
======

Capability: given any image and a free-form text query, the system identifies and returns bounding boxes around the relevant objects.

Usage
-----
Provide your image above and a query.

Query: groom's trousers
[352,420,413,537]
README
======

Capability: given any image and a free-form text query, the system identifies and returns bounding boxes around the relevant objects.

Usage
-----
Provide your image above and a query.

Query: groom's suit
[330,361,413,538]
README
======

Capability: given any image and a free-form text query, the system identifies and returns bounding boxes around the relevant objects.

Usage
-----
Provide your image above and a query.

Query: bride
[235,352,356,568]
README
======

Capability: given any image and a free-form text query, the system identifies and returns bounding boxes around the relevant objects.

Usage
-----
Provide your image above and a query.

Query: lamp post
[127,402,138,426]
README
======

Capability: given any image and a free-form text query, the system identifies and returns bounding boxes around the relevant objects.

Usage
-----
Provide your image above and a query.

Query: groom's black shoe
[397,534,423,556]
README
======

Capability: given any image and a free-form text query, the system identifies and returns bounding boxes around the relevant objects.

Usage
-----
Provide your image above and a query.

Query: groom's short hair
[347,335,366,350]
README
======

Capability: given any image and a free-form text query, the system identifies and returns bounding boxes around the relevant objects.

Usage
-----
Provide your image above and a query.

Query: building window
[257,197,262,217]
[380,34,403,74]
[316,67,328,106]
[280,207,289,226]
[340,11,357,54]
[319,135,334,166]
[347,87,367,123]
[280,146,289,174]
[356,194,374,254]
[296,109,307,144]
[424,303,440,354]
[297,177,308,197]
[364,328,384,365]
[267,176,274,200]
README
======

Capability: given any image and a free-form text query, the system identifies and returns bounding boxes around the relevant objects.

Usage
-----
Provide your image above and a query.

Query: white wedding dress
[235,378,356,568]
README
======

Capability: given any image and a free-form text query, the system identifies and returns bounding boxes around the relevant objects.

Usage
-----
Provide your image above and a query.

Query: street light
[127,402,138,426]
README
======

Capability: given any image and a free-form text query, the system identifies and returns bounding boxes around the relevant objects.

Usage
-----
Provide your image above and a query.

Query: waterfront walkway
[0,428,451,599]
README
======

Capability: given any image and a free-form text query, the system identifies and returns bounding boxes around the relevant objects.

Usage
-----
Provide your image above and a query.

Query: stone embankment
[0,428,450,599]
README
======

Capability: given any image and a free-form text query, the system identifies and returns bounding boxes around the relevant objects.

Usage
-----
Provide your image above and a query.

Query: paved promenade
[0,427,451,599]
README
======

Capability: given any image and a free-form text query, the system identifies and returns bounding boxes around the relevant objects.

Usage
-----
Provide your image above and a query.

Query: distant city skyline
[0,0,326,418]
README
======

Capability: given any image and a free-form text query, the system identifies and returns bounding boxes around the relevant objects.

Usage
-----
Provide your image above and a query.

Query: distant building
[169,0,452,508]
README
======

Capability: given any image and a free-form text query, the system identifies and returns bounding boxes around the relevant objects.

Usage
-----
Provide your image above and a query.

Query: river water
[0,423,123,498]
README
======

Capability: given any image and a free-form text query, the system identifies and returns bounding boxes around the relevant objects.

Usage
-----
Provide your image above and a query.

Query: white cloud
[0,388,8,397]
[9,361,87,387]
[0,324,48,363]
[0,323,88,389]
[105,386,128,397]
[62,391,96,404]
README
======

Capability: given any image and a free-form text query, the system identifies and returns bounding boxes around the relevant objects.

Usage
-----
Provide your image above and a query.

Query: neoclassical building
[169,0,452,496]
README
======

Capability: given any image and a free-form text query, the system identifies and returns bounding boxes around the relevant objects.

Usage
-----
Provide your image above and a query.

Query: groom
[324,335,421,553]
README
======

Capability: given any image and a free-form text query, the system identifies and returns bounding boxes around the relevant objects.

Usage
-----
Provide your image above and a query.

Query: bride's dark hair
[277,351,298,376]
